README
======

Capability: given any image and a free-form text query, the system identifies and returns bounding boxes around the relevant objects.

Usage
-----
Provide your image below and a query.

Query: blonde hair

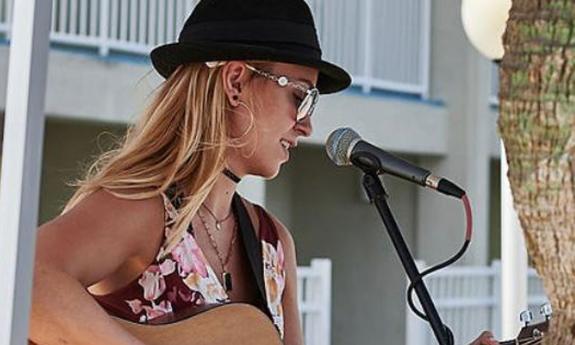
[63,61,264,257]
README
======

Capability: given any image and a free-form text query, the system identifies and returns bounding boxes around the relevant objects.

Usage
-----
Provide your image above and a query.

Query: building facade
[0,0,502,344]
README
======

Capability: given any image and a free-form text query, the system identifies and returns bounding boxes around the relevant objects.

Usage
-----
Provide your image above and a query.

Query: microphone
[325,128,465,199]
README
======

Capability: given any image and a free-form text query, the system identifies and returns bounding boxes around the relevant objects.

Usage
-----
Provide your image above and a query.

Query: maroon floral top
[89,191,286,339]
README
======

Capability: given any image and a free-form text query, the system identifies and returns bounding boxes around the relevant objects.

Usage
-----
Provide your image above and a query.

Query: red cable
[462,194,473,242]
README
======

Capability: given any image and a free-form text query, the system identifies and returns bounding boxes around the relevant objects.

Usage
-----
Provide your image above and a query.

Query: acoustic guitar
[30,303,282,345]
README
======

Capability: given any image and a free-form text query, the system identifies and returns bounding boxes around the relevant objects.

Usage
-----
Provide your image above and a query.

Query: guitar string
[522,338,543,345]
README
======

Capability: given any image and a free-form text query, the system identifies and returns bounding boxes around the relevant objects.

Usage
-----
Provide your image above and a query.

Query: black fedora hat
[150,0,352,94]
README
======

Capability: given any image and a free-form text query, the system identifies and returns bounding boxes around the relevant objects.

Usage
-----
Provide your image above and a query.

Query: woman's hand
[469,331,499,345]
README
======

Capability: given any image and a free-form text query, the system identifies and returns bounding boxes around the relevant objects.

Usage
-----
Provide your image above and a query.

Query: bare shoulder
[48,188,165,244]
[37,188,166,286]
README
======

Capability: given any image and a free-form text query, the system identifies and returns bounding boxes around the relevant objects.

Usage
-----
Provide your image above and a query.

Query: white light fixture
[461,0,512,60]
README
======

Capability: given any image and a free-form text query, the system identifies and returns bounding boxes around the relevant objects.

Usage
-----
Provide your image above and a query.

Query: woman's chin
[246,152,289,179]
[261,166,282,179]
[253,161,284,180]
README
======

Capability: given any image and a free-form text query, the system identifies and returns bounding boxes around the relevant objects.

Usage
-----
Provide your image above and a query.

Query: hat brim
[150,41,352,94]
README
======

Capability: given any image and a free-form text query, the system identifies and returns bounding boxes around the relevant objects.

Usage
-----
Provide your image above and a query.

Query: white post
[99,0,110,56]
[405,260,428,345]
[0,0,52,344]
[500,142,528,339]
[5,0,13,39]
[405,307,429,345]
[361,0,373,93]
[310,259,332,345]
[420,0,431,99]
[491,260,502,338]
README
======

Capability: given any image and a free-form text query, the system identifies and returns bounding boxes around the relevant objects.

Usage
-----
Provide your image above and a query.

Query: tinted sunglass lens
[297,95,313,121]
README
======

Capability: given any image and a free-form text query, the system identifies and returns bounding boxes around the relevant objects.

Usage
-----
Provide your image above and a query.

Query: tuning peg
[540,303,552,320]
[520,310,533,326]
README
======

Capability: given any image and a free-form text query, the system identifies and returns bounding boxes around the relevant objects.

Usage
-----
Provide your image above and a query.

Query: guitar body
[30,303,282,345]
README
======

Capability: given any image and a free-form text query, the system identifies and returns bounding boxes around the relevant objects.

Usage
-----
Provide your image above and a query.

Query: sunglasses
[206,61,319,123]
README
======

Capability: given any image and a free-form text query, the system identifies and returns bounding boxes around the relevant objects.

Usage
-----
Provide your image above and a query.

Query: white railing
[405,260,548,345]
[297,259,332,345]
[0,0,430,98]
[0,0,199,54]
[305,0,431,97]
[49,0,200,55]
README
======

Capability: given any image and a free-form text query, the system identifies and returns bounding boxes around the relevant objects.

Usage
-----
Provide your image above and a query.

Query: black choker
[223,168,241,184]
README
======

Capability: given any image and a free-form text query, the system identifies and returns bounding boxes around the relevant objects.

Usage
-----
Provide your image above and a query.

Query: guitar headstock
[501,304,551,345]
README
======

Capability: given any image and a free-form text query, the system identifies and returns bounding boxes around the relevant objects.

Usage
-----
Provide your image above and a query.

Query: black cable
[405,194,473,345]
[407,240,470,320]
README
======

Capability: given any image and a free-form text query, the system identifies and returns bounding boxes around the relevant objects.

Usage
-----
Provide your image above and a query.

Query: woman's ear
[222,62,250,107]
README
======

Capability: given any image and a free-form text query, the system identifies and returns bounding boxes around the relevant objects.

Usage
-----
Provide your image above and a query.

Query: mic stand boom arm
[361,172,453,345]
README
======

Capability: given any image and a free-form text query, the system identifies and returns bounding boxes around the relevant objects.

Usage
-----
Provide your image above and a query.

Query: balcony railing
[0,0,430,98]
[405,260,548,345]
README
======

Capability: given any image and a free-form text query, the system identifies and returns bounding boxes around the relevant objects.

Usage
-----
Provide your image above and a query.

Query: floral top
[90,191,286,339]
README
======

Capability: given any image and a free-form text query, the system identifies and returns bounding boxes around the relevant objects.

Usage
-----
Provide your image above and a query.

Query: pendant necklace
[197,208,237,292]
[201,203,233,231]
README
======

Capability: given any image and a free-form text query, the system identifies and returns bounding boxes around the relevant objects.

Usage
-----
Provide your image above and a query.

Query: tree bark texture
[499,0,575,343]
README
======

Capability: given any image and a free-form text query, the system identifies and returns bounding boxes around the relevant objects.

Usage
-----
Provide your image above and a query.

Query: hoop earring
[235,100,258,158]
[232,100,255,140]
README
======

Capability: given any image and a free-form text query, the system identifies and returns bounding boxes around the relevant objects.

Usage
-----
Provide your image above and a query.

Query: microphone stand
[361,172,453,345]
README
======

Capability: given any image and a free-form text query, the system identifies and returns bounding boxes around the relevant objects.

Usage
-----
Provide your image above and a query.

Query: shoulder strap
[252,204,279,244]
[232,193,269,316]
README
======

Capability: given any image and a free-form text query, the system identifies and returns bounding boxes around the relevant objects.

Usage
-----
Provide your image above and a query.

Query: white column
[463,53,492,265]
[310,259,332,345]
[500,142,528,339]
[237,176,266,207]
[420,0,431,99]
[361,0,373,93]
[98,0,110,56]
[0,0,52,344]
[405,260,429,345]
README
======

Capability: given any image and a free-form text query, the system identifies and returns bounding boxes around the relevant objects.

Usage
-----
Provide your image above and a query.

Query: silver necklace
[197,210,237,292]
[201,203,233,231]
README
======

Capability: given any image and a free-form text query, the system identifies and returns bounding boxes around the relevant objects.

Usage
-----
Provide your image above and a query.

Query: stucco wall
[39,117,126,224]
[267,145,418,345]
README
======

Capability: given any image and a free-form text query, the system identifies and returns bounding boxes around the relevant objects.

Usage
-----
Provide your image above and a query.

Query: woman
[28,1,498,344]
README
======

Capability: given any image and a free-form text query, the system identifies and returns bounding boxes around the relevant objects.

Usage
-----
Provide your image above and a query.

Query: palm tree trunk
[499,0,575,343]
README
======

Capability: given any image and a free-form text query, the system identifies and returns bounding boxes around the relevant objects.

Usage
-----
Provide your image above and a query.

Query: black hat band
[179,20,322,54]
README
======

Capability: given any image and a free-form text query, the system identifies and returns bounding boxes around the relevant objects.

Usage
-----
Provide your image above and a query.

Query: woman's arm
[31,263,146,345]
[29,189,164,345]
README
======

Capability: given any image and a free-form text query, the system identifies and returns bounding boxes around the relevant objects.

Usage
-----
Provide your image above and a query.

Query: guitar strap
[232,193,270,317]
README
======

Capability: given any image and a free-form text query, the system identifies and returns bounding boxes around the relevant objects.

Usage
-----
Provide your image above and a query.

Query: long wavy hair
[63,61,264,257]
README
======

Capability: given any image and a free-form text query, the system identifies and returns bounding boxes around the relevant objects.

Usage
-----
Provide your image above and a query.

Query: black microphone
[325,128,465,199]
